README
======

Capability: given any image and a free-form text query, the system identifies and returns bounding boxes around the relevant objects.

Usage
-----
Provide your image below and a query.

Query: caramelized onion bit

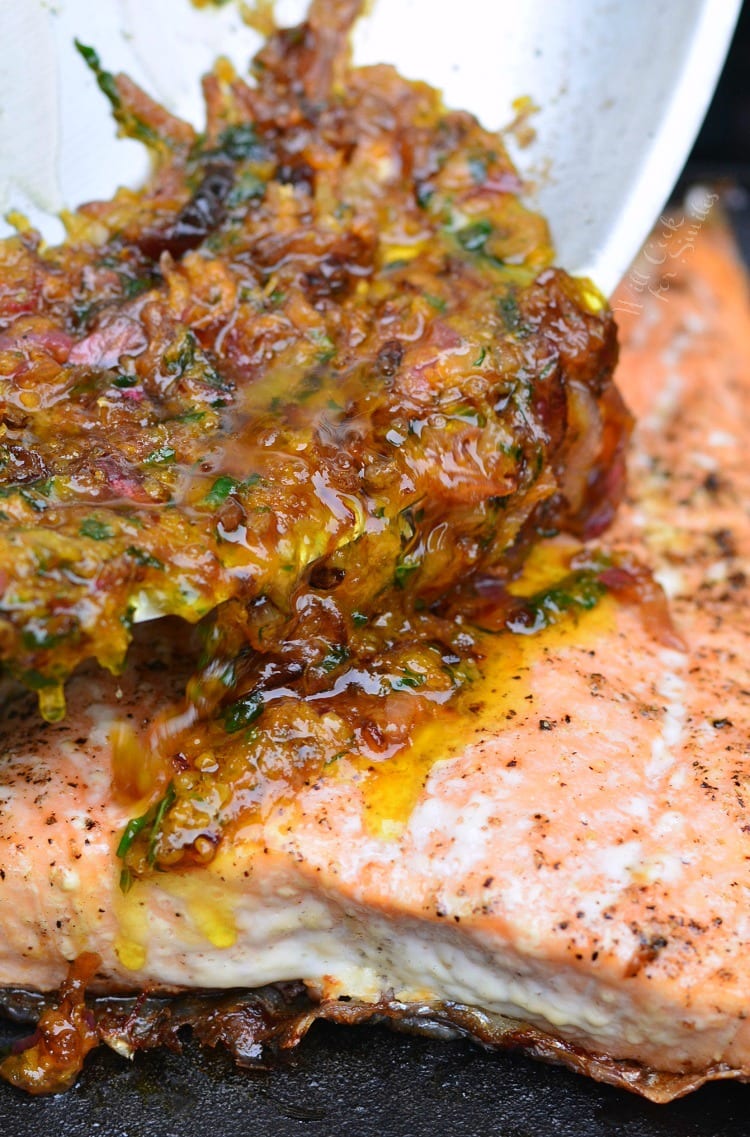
[0,954,101,1095]
[597,555,687,651]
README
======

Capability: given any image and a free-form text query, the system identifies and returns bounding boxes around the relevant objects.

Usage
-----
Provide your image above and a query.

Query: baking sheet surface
[2,1017,750,1137]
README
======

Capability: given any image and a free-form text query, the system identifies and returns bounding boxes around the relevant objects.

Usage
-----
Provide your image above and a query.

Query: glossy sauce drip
[111,544,615,973]
[110,537,615,890]
[357,541,616,836]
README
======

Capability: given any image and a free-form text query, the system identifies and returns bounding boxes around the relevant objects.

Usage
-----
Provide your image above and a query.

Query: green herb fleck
[457,219,492,252]
[144,445,176,465]
[310,329,336,364]
[126,546,163,569]
[20,668,61,692]
[394,555,421,589]
[76,41,162,148]
[498,292,532,336]
[217,123,264,162]
[116,783,177,889]
[75,41,120,107]
[116,809,151,860]
[392,665,426,690]
[21,624,63,651]
[416,184,433,209]
[175,408,206,424]
[228,170,267,206]
[146,783,176,866]
[165,331,196,376]
[500,292,522,328]
[224,692,264,734]
[504,571,608,636]
[320,643,350,673]
[204,475,239,506]
[15,478,55,512]
[121,275,153,298]
[80,517,114,541]
[468,156,488,185]
[163,333,230,391]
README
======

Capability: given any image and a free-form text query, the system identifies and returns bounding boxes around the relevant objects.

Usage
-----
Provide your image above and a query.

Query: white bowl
[0,0,740,294]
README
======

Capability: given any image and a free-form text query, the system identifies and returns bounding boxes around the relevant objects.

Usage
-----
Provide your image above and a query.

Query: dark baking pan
[1,1014,750,1137]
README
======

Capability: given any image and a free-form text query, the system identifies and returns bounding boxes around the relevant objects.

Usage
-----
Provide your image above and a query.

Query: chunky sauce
[0,0,629,885]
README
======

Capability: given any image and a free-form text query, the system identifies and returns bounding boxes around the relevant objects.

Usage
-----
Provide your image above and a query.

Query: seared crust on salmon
[1,215,749,1100]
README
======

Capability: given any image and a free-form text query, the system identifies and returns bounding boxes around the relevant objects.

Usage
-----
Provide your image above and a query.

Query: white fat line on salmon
[703,557,750,586]
[641,368,684,434]
[653,566,685,600]
[645,649,688,783]
[707,429,738,449]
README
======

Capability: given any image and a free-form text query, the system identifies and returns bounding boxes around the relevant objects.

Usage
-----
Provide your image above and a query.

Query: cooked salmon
[1,213,749,1101]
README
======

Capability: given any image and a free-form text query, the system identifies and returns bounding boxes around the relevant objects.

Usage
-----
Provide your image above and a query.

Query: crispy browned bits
[0,952,101,1095]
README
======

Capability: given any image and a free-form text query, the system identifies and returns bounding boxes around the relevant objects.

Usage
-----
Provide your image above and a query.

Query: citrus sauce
[110,538,615,973]
[109,533,618,899]
[356,541,617,838]
[0,0,630,887]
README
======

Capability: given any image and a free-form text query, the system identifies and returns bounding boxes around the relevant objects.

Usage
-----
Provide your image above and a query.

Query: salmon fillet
[1,214,749,1101]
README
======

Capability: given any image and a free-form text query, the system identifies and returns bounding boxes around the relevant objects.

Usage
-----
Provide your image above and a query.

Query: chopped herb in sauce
[117,783,177,891]
[0,0,631,887]
[79,518,114,541]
